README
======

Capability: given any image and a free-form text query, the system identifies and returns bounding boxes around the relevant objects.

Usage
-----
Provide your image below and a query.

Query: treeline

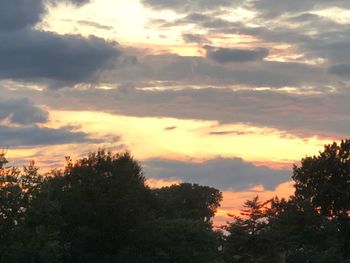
[0,140,350,262]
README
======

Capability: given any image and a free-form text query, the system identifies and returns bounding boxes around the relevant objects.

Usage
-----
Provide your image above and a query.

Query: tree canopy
[0,140,350,262]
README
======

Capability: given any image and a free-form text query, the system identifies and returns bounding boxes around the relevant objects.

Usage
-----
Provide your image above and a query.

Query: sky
[1,0,350,224]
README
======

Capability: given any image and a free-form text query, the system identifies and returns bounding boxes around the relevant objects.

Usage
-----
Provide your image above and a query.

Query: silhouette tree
[223,196,271,262]
[0,154,48,262]
[20,150,224,263]
[293,139,350,258]
[293,140,350,217]
[154,183,222,223]
[23,150,156,263]
[120,218,223,262]
[266,198,343,263]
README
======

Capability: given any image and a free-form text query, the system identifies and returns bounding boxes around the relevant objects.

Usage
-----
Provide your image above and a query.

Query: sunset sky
[2,0,350,224]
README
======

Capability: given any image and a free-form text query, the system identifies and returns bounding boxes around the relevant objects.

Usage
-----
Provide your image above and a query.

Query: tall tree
[266,198,343,263]
[153,183,222,223]
[293,139,350,217]
[223,196,271,263]
[0,155,47,263]
[120,218,223,263]
[25,150,157,263]
[293,139,350,258]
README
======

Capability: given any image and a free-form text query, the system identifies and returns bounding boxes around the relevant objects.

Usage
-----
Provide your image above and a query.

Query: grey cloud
[0,98,48,124]
[182,33,211,44]
[145,0,350,72]
[329,64,350,78]
[0,29,120,83]
[209,131,253,136]
[250,0,317,18]
[0,0,118,85]
[77,20,113,30]
[20,83,350,139]
[143,157,290,191]
[141,0,243,13]
[100,53,326,88]
[0,125,97,147]
[160,13,237,29]
[0,0,91,32]
[184,13,234,28]
[205,46,269,63]
[0,0,44,31]
[312,40,350,64]
[249,0,350,19]
[63,0,91,5]
[152,2,350,70]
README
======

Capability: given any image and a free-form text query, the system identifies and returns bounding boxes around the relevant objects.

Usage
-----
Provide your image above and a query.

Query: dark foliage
[0,150,222,262]
[0,140,350,262]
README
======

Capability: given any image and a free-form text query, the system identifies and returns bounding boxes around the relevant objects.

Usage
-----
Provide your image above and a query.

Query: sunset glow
[2,0,350,223]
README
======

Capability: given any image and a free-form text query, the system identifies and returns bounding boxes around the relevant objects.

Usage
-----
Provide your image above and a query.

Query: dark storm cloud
[0,98,48,125]
[205,46,269,63]
[0,125,96,147]
[141,0,243,13]
[0,29,120,83]
[143,157,290,191]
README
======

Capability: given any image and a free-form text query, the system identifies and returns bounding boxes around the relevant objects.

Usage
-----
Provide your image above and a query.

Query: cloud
[209,130,254,136]
[0,0,92,32]
[251,0,350,18]
[157,13,237,29]
[77,20,113,30]
[21,84,350,139]
[182,33,211,44]
[205,46,269,63]
[329,64,350,78]
[249,0,318,18]
[141,0,243,13]
[0,98,48,125]
[0,0,44,31]
[143,157,291,191]
[0,29,120,83]
[0,125,97,147]
[0,97,99,147]
[0,0,120,85]
[98,52,326,88]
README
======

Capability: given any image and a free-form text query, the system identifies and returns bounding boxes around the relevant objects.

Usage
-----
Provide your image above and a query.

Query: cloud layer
[0,98,98,147]
[0,125,95,147]
[0,0,120,86]
[205,46,269,63]
[2,0,350,187]
[143,157,290,191]
[0,30,120,83]
[0,98,48,125]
